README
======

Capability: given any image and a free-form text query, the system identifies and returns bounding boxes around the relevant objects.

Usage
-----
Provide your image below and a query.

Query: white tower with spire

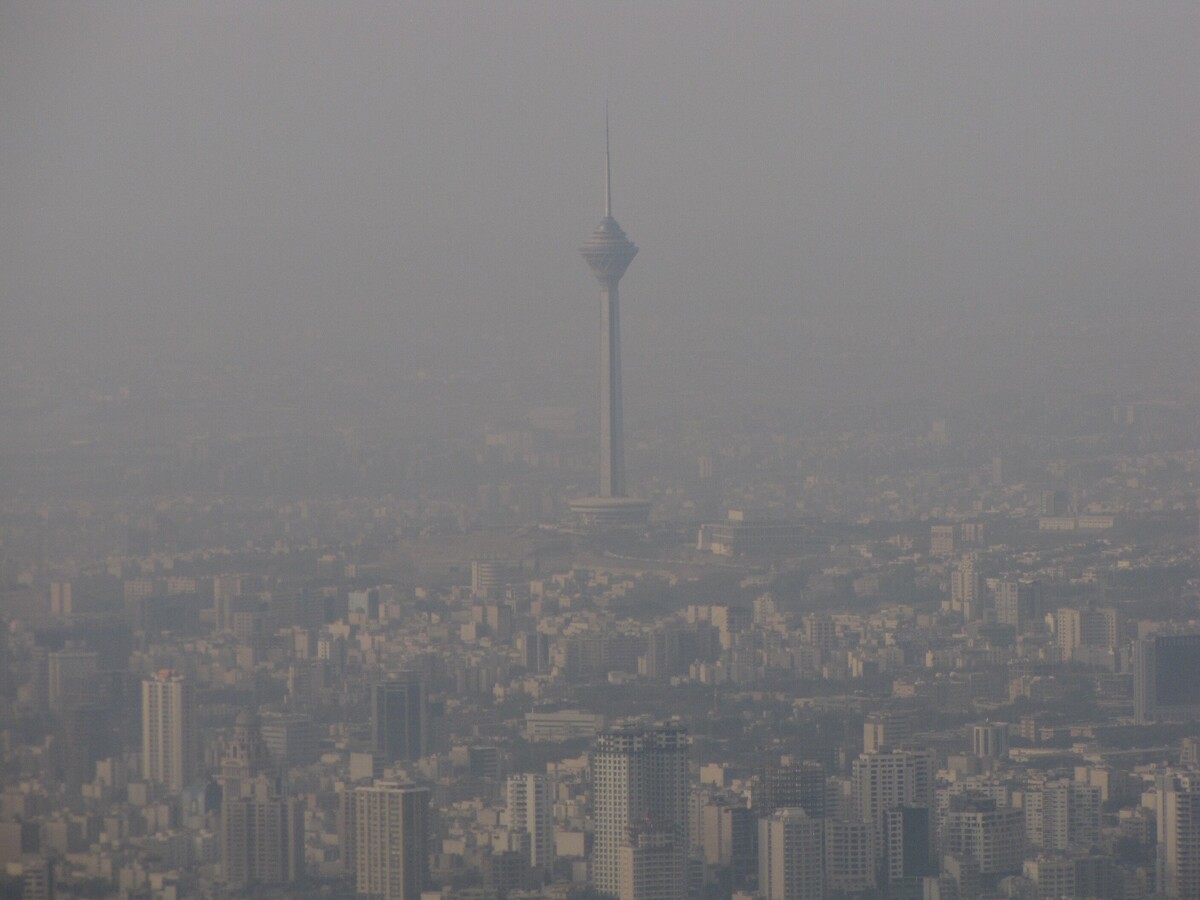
[571,115,651,527]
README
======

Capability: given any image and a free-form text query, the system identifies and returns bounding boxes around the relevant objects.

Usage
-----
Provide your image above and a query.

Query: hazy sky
[2,2,1197,408]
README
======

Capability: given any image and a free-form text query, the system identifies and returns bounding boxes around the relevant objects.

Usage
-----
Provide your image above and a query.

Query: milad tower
[570,118,651,527]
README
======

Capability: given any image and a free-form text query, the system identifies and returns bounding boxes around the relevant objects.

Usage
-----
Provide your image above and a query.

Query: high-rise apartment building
[616,824,686,900]
[757,759,828,819]
[141,670,196,792]
[851,749,935,878]
[261,713,318,767]
[698,799,755,889]
[971,723,1009,760]
[1023,853,1116,900]
[1136,633,1200,723]
[470,558,513,599]
[930,525,956,557]
[591,724,689,898]
[221,792,305,888]
[942,796,1024,877]
[506,773,554,870]
[863,711,914,754]
[59,702,112,790]
[20,857,53,900]
[354,782,430,900]
[993,580,1040,631]
[1158,775,1200,898]
[824,819,875,895]
[851,749,935,833]
[884,806,935,883]
[759,807,824,900]
[371,672,427,762]
[50,580,73,617]
[803,614,837,652]
[219,710,272,798]
[950,557,984,620]
[1019,779,1101,851]
[218,710,304,889]
[1054,607,1118,660]
[518,631,551,675]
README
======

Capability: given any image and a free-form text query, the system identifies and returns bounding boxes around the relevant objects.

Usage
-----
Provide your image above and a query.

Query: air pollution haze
[2,2,1196,448]
[6,7,1200,899]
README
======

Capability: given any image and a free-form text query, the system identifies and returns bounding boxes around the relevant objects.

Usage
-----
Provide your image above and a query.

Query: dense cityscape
[2,337,1199,900]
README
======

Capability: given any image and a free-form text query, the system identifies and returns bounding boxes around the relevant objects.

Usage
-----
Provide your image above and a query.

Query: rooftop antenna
[605,102,612,218]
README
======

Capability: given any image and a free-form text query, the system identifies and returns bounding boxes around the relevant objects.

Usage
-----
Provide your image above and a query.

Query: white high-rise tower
[591,724,689,899]
[355,782,430,900]
[506,773,555,870]
[142,670,196,791]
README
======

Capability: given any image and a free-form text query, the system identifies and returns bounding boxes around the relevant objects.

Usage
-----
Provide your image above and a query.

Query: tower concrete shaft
[601,282,624,497]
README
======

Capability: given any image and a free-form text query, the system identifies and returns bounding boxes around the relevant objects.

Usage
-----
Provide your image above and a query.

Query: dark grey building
[371,672,427,762]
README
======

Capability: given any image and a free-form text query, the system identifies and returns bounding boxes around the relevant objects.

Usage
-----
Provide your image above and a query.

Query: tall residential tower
[591,723,689,898]
[570,117,651,527]
[354,782,430,900]
[142,670,197,792]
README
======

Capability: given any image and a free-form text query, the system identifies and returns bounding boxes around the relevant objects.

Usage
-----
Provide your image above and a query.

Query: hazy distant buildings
[49,580,72,617]
[930,525,956,556]
[141,670,196,792]
[696,510,820,558]
[524,709,606,743]
[47,644,98,710]
[470,558,515,599]
[1039,490,1071,518]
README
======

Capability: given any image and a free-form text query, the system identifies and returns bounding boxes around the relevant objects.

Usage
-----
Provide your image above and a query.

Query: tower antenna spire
[605,103,611,218]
